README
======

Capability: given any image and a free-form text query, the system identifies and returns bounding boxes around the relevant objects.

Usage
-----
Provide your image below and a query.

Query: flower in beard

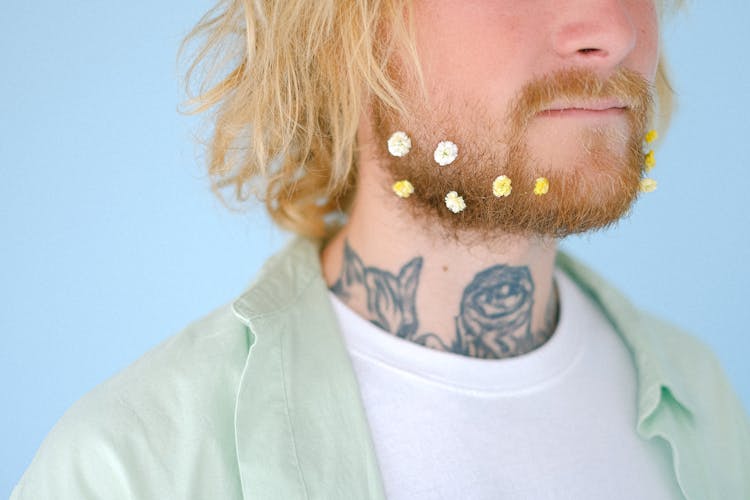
[444,191,466,213]
[455,265,534,357]
[639,178,657,193]
[387,131,412,157]
[434,141,458,166]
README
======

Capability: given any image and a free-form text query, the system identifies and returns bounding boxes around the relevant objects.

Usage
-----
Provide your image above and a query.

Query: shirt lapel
[231,237,386,500]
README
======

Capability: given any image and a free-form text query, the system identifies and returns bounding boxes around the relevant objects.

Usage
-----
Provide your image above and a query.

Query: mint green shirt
[12,237,749,499]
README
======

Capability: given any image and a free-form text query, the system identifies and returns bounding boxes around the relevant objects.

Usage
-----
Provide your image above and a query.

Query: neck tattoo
[330,240,559,360]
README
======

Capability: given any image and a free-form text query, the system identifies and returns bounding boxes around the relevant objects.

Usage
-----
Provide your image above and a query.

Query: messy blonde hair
[178,0,682,239]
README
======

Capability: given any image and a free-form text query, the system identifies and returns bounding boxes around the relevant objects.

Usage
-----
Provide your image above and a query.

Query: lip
[537,100,628,118]
[537,107,627,118]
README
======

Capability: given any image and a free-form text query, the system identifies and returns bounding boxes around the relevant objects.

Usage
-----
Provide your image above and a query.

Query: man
[12,0,749,499]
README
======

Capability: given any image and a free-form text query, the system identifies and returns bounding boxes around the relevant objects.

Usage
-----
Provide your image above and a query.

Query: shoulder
[12,303,250,500]
[635,309,722,379]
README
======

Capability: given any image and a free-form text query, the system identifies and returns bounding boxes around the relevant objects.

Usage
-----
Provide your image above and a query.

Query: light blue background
[2,1,748,494]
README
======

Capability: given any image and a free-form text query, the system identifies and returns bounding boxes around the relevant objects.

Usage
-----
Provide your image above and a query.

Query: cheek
[411,1,532,92]
[632,0,660,81]
[408,3,541,128]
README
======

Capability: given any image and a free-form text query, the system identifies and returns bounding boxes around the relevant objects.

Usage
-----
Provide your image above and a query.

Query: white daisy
[434,141,458,166]
[444,191,466,213]
[387,131,412,157]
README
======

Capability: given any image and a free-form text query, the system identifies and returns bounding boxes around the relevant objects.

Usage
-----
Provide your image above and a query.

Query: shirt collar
[555,252,697,425]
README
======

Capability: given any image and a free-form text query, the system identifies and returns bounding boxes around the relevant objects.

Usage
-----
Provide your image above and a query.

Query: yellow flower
[392,179,415,198]
[644,150,656,171]
[492,175,512,197]
[639,178,658,193]
[444,191,466,213]
[645,129,658,144]
[533,177,549,196]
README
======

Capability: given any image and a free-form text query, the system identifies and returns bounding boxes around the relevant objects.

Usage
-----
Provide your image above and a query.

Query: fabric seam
[348,346,584,397]
[233,326,255,498]
[279,330,311,499]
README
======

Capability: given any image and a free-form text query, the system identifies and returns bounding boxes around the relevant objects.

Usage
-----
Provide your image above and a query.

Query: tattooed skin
[331,241,558,359]
[331,242,423,339]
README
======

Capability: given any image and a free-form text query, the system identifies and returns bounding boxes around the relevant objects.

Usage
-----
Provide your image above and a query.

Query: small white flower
[444,191,466,213]
[639,178,658,193]
[434,140,458,166]
[387,131,412,157]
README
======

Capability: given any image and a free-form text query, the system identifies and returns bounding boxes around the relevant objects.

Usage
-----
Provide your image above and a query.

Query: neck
[321,159,560,360]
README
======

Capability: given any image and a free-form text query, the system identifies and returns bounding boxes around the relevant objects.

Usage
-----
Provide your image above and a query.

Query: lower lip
[538,108,627,118]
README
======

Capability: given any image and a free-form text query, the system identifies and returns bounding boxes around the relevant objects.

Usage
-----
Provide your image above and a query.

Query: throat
[327,239,559,360]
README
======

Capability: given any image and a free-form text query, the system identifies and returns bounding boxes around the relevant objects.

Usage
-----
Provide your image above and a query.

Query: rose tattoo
[454,265,535,358]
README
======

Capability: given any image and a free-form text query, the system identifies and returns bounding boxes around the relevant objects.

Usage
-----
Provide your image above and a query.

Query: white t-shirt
[329,270,684,500]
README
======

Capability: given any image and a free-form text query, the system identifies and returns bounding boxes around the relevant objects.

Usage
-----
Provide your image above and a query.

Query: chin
[525,122,632,175]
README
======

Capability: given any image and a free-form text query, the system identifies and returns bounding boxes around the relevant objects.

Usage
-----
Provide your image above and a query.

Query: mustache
[507,67,654,129]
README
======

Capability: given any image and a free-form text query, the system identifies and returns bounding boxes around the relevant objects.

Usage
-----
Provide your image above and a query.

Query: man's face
[371,0,660,238]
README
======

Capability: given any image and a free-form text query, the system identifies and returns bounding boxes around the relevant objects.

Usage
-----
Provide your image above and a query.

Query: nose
[551,0,637,68]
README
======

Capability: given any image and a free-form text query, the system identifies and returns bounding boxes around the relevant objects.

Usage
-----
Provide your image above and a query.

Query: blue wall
[2,1,748,494]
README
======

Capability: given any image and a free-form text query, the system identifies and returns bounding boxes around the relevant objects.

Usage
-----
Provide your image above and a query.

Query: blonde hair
[178,0,683,239]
